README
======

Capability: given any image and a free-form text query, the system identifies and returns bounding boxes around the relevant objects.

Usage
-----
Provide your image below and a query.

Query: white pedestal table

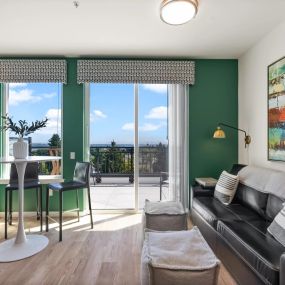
[0,156,61,262]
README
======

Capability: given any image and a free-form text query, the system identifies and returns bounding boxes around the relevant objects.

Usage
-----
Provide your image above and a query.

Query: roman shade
[0,60,67,83]
[77,60,195,84]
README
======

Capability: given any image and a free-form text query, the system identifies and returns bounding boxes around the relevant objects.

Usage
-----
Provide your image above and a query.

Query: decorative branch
[0,114,48,138]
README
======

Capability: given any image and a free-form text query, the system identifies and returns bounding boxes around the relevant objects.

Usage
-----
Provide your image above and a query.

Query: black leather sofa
[191,164,285,285]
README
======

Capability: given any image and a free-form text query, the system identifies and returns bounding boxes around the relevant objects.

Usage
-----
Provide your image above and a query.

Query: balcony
[90,144,168,209]
[27,143,169,209]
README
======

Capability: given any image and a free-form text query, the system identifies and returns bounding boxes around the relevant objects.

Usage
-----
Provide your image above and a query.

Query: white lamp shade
[160,0,198,25]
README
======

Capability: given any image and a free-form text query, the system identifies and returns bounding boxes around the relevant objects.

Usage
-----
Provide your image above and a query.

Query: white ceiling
[0,0,285,59]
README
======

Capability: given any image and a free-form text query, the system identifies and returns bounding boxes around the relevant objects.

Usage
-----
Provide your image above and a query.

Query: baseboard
[0,211,87,218]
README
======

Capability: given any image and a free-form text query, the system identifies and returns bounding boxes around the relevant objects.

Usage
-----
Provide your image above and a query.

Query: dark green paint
[189,59,238,184]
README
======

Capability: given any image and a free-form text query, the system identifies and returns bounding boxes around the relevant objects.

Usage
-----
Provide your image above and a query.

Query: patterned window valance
[77,60,195,85]
[0,60,67,83]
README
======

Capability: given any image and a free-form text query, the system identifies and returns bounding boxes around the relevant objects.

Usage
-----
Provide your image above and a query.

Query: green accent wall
[0,58,238,213]
[48,58,85,211]
[189,59,238,184]
[0,84,3,174]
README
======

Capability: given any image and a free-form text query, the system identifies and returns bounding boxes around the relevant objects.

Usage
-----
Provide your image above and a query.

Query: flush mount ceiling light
[160,0,198,25]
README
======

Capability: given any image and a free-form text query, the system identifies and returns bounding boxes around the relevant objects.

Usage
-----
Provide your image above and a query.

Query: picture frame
[268,56,285,161]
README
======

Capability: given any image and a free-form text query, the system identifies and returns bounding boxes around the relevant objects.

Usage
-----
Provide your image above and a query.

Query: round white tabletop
[0,156,61,163]
[0,156,61,262]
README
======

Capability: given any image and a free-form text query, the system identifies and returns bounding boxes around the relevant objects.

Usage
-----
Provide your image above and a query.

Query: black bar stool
[5,162,43,239]
[46,162,93,241]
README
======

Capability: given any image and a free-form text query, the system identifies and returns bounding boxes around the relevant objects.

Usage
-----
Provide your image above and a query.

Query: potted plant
[0,115,48,159]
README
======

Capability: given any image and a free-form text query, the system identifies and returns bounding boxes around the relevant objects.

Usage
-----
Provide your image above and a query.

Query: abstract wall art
[268,56,285,161]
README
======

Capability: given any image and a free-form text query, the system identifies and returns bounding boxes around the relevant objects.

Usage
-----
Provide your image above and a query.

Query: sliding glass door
[138,84,168,209]
[89,83,135,209]
[88,83,169,211]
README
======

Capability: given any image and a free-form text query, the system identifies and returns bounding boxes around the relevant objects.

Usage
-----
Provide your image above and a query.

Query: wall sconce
[213,123,251,148]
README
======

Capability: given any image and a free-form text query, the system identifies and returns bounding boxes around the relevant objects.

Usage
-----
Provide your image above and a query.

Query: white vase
[13,138,28,159]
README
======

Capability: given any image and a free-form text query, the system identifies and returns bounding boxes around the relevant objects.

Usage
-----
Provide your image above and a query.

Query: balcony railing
[9,139,168,179]
[90,145,168,183]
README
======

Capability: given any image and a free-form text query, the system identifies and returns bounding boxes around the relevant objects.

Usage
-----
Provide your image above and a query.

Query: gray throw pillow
[214,171,239,205]
[268,204,285,247]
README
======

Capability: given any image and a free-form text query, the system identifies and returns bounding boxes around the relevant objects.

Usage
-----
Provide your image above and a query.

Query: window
[4,82,62,175]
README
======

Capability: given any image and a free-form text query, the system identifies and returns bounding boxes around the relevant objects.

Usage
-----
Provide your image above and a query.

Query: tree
[105,140,124,173]
[48,134,61,148]
[153,142,168,173]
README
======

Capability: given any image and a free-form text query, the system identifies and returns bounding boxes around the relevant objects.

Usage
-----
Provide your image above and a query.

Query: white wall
[239,20,285,171]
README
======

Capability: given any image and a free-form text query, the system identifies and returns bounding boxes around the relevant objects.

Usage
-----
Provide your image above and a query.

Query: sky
[7,83,168,145]
[90,83,168,145]
[8,82,61,143]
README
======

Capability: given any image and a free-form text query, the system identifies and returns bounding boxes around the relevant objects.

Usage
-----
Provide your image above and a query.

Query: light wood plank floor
[0,214,237,285]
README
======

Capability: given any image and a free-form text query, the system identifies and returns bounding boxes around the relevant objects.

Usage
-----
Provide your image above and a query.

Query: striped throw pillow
[267,205,285,247]
[214,171,239,205]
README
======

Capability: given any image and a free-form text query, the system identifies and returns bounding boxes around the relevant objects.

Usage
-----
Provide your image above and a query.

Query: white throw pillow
[214,170,239,205]
[267,204,285,247]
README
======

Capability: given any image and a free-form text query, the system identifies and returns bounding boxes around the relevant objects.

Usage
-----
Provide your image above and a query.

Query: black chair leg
[76,189,80,222]
[46,186,49,232]
[40,186,43,232]
[59,190,63,242]
[9,190,12,225]
[87,186,93,229]
[5,189,8,239]
[36,188,40,220]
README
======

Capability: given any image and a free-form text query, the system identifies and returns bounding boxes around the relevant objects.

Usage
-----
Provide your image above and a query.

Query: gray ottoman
[143,200,188,232]
[141,227,220,285]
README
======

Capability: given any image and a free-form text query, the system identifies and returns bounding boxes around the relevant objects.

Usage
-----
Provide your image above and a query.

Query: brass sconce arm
[214,123,251,148]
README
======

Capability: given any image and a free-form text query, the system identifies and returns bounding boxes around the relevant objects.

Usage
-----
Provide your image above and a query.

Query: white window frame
[1,84,9,178]
[1,83,63,179]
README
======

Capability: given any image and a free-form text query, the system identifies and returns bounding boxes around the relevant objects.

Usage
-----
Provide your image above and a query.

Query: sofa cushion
[225,203,264,224]
[217,220,285,285]
[234,183,268,218]
[192,196,265,228]
[245,219,271,235]
[192,197,239,228]
[266,193,285,221]
[214,171,239,205]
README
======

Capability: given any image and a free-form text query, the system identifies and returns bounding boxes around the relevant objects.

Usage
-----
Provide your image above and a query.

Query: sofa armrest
[280,253,285,284]
[191,184,215,198]
[229,164,247,175]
